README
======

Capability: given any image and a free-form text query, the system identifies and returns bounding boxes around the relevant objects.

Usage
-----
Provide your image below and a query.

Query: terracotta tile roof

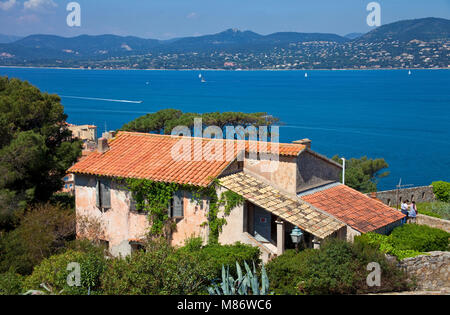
[68,132,305,187]
[300,184,405,233]
[219,172,345,239]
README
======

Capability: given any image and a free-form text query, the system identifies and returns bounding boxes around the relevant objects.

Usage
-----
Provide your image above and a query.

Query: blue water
[1,67,449,190]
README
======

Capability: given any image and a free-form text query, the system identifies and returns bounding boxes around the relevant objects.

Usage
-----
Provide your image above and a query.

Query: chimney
[97,138,110,153]
[370,192,377,200]
[293,138,311,149]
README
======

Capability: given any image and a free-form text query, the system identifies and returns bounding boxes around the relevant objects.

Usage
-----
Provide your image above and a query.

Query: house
[68,131,404,260]
[68,123,98,145]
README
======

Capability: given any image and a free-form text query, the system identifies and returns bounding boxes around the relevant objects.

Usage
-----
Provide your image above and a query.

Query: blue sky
[1,0,449,38]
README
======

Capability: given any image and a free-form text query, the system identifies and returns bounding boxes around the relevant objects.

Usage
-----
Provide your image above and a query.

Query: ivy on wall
[122,178,244,242]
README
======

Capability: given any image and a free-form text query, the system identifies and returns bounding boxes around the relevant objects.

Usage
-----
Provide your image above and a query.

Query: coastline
[0,65,449,72]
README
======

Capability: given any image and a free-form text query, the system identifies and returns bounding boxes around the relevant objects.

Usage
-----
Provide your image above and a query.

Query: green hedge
[101,239,215,295]
[389,224,449,252]
[265,249,315,295]
[267,239,410,295]
[355,224,449,260]
[432,181,450,203]
[0,270,24,295]
[24,248,106,295]
[178,238,261,279]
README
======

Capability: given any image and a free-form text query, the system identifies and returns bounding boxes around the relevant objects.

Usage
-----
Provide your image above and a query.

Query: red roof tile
[301,184,405,233]
[69,131,305,187]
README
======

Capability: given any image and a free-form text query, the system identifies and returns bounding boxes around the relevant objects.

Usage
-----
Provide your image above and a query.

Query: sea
[1,67,449,191]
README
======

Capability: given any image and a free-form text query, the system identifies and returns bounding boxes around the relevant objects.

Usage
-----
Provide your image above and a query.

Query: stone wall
[417,214,450,233]
[398,251,450,291]
[369,186,435,207]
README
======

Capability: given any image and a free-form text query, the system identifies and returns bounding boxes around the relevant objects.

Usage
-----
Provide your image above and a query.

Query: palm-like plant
[207,261,270,295]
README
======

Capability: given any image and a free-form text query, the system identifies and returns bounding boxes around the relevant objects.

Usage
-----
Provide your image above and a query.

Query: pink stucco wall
[74,175,209,256]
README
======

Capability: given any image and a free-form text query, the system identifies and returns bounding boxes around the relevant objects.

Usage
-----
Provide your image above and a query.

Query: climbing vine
[124,178,180,236]
[122,177,244,242]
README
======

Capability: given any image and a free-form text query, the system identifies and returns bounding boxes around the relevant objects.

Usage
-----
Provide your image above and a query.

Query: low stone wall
[398,251,450,291]
[370,186,435,207]
[417,214,450,233]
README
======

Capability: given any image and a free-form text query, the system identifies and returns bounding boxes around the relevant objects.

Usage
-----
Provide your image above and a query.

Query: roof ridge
[115,131,305,148]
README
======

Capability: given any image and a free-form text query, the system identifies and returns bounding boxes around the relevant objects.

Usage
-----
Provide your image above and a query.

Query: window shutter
[172,190,184,218]
[96,179,101,208]
[100,179,111,209]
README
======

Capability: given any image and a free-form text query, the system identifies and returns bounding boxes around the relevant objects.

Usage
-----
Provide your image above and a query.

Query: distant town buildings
[62,124,101,194]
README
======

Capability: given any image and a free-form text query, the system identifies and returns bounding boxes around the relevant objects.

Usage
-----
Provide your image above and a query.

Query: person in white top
[400,199,409,224]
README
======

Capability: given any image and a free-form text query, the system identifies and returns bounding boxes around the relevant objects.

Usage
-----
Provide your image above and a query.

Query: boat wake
[60,95,143,104]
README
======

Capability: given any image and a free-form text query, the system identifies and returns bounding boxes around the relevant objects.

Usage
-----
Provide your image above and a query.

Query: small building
[68,124,98,144]
[69,132,404,260]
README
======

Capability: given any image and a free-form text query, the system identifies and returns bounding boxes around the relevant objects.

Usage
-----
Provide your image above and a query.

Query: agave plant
[207,261,270,295]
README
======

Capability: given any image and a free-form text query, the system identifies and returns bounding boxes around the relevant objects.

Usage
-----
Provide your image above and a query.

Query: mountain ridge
[0,17,448,69]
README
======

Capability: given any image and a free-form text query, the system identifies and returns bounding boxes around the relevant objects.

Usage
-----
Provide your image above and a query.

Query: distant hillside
[357,17,450,42]
[0,17,448,69]
[9,34,160,60]
[0,34,22,44]
[345,33,364,40]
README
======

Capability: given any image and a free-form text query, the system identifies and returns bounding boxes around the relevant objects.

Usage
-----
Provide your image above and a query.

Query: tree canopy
[0,77,81,225]
[332,156,390,193]
[121,109,280,135]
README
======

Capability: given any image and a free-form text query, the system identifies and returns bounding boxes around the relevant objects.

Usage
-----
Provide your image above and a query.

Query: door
[254,206,271,243]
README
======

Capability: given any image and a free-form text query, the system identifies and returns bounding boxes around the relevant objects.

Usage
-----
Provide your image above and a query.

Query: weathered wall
[244,154,298,195]
[371,186,436,206]
[398,251,450,291]
[75,175,148,257]
[346,226,362,242]
[170,191,209,246]
[75,175,209,256]
[296,151,341,193]
[416,214,450,233]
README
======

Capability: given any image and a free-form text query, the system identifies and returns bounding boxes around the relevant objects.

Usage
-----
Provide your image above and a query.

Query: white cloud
[186,12,198,19]
[24,0,57,10]
[0,0,16,11]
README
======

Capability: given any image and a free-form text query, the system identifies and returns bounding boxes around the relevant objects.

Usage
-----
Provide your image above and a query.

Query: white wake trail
[60,95,143,104]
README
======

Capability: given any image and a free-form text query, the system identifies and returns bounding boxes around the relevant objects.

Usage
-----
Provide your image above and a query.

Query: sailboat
[408,70,412,75]
[305,72,308,78]
[199,73,206,83]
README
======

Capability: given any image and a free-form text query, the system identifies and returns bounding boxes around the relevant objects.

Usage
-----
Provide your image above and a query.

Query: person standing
[401,199,409,224]
[409,201,417,223]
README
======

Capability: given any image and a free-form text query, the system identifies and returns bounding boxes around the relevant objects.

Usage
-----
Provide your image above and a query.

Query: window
[169,190,184,218]
[96,178,111,210]
[130,197,146,214]
[130,242,145,253]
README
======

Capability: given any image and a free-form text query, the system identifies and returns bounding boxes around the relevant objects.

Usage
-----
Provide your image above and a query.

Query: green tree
[332,156,389,192]
[0,77,81,226]
[0,203,76,275]
[121,109,280,136]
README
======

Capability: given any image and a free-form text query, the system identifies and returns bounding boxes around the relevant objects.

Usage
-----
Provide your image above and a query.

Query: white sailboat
[305,72,308,78]
[199,73,206,83]
[408,70,412,75]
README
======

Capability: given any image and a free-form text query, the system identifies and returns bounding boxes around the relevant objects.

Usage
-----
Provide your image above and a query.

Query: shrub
[179,241,261,279]
[0,203,75,275]
[266,249,315,295]
[267,239,410,295]
[49,193,75,210]
[354,232,423,260]
[0,270,24,295]
[101,239,214,295]
[432,181,450,203]
[389,224,449,252]
[24,248,106,295]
